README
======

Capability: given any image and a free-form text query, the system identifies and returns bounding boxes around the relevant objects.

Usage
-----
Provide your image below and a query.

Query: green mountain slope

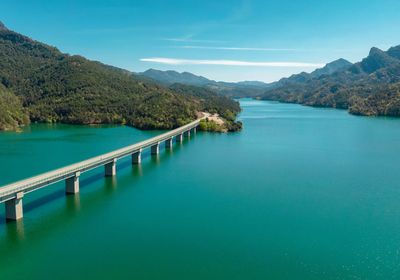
[0,22,241,131]
[261,46,400,116]
[0,84,29,131]
[266,58,352,89]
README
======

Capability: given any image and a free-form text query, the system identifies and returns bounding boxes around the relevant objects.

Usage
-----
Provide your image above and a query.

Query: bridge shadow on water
[0,137,190,235]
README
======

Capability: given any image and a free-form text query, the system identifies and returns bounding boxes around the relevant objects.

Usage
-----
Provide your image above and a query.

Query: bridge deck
[0,118,201,203]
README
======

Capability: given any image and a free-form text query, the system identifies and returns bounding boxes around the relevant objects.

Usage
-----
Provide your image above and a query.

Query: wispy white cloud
[178,46,359,53]
[140,57,324,68]
[180,46,298,51]
[163,38,226,43]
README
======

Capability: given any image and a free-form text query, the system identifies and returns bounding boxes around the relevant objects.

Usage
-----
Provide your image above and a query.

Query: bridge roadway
[0,118,201,220]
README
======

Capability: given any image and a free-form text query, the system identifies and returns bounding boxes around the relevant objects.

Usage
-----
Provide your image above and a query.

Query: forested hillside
[261,46,400,116]
[0,84,29,131]
[0,22,241,131]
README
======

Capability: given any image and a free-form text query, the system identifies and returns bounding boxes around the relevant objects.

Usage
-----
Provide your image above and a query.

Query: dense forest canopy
[0,84,29,131]
[0,22,241,131]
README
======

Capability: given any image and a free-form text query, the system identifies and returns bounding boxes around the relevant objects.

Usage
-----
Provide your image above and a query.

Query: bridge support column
[184,130,191,138]
[165,138,173,149]
[192,127,197,134]
[5,192,23,221]
[132,149,142,164]
[105,159,117,176]
[151,142,160,155]
[176,133,183,143]
[66,172,81,194]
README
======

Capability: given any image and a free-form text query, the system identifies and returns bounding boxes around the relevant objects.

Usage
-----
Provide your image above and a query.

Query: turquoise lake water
[1,99,400,279]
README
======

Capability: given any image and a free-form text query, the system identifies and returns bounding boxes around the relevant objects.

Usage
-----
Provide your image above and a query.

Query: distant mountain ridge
[261,45,400,116]
[139,47,400,118]
[267,58,352,89]
[139,59,354,97]
[139,69,270,97]
[140,69,211,86]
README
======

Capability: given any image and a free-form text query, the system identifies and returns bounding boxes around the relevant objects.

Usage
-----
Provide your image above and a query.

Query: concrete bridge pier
[151,142,160,155]
[176,133,183,143]
[5,192,23,220]
[66,172,81,194]
[165,137,173,149]
[105,159,117,176]
[184,130,191,138]
[192,127,197,134]
[132,149,142,164]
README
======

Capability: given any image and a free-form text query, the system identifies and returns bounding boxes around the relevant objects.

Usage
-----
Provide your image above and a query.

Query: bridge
[0,118,202,221]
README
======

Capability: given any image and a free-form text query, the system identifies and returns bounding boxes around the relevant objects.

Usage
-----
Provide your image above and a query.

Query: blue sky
[2,0,400,82]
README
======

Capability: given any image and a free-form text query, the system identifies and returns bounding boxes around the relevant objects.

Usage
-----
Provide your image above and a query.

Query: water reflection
[132,164,143,177]
[6,219,25,243]
[65,193,81,215]
[151,154,160,165]
[165,147,174,155]
[104,176,118,192]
